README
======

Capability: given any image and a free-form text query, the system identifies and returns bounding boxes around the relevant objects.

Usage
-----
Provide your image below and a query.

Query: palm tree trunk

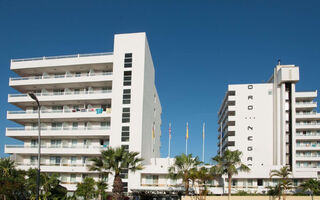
[228,175,232,200]
[112,173,123,200]
[184,178,189,195]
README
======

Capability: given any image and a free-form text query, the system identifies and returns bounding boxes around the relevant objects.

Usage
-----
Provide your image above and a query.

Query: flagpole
[185,122,188,155]
[202,122,205,163]
[168,122,171,158]
[220,122,222,157]
[186,139,188,155]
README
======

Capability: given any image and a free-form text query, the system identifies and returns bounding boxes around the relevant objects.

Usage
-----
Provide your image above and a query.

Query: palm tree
[212,150,250,199]
[75,177,96,200]
[89,147,144,200]
[300,179,320,200]
[270,166,292,200]
[0,158,27,200]
[195,166,214,197]
[168,153,201,195]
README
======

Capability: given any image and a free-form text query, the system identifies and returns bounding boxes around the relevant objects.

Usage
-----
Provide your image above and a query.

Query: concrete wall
[182,196,320,200]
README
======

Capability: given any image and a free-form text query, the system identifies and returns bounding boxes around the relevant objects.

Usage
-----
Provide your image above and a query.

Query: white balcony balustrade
[6,126,111,138]
[10,71,112,82]
[7,108,111,122]
[5,144,108,155]
[8,90,112,105]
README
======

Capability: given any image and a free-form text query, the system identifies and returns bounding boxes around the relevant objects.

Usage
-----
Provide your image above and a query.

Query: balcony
[8,90,112,108]
[6,126,111,139]
[9,72,113,91]
[295,91,317,100]
[5,144,107,155]
[296,155,320,161]
[296,144,320,151]
[296,122,320,130]
[16,162,95,173]
[295,101,317,110]
[7,108,111,123]
[11,52,113,71]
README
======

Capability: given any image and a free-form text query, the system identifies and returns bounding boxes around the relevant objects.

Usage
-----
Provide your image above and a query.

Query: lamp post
[28,93,41,200]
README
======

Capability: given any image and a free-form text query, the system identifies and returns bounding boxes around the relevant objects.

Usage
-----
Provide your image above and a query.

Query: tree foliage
[89,147,143,200]
[168,153,202,195]
[212,150,250,198]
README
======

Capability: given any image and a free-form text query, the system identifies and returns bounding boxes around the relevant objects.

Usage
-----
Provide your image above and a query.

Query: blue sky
[0,0,320,163]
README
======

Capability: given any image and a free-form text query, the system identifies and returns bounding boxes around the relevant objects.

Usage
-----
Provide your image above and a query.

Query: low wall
[182,196,320,200]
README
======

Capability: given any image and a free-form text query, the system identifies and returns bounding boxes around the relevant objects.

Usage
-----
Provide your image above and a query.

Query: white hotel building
[4,32,163,192]
[218,64,320,192]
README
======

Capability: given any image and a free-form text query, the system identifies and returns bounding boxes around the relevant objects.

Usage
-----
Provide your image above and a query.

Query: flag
[186,122,189,140]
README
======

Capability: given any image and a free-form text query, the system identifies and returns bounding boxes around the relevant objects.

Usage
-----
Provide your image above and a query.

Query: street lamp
[28,92,41,200]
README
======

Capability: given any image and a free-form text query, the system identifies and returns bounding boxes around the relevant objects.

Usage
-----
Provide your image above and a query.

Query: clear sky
[0,0,320,163]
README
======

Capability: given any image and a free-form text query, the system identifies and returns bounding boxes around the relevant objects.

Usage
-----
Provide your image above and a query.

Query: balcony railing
[296,122,320,126]
[296,132,320,137]
[296,154,320,158]
[296,101,317,105]
[11,52,113,62]
[296,144,320,148]
[7,126,110,131]
[10,71,112,82]
[16,162,92,167]
[296,111,317,115]
[8,89,112,98]
[5,144,108,149]
[7,108,111,115]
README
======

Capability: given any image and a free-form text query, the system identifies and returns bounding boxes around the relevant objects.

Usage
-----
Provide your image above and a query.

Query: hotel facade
[218,64,320,193]
[5,32,163,192]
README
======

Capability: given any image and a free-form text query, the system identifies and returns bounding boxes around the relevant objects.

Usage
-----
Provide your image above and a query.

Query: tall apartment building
[4,32,162,192]
[218,64,320,192]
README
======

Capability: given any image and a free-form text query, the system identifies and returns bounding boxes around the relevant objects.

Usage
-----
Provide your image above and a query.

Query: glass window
[121,126,130,142]
[72,139,77,147]
[123,71,132,86]
[122,108,130,123]
[70,174,76,183]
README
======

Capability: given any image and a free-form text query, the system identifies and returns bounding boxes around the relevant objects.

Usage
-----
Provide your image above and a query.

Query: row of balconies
[296,161,320,168]
[9,71,113,92]
[7,108,111,123]
[10,71,112,82]
[9,89,112,108]
[5,144,108,155]
[6,126,111,138]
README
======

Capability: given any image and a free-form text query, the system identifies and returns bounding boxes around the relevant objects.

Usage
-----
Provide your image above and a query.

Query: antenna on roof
[277,59,281,65]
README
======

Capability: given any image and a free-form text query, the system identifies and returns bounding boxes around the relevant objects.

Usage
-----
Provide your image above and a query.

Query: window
[124,53,132,68]
[52,122,62,130]
[51,139,61,147]
[121,126,130,142]
[74,89,80,94]
[30,156,38,165]
[31,139,38,147]
[232,180,237,186]
[122,145,129,152]
[50,156,61,165]
[75,72,81,77]
[72,122,78,129]
[122,108,130,123]
[82,174,88,180]
[257,179,263,186]
[123,71,132,86]
[72,139,77,147]
[123,89,131,104]
[71,156,77,165]
[70,174,76,183]
[122,182,128,192]
[248,179,253,187]
[101,121,110,129]
[120,169,128,179]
